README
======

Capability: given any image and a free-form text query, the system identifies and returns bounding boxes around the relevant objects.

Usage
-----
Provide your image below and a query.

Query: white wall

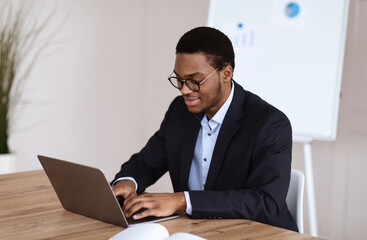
[7,0,367,239]
[9,0,209,186]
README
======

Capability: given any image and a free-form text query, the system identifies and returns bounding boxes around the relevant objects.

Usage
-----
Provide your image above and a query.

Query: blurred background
[4,0,367,239]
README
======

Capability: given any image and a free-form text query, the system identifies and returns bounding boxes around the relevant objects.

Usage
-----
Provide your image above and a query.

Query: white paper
[109,223,169,240]
[170,232,207,240]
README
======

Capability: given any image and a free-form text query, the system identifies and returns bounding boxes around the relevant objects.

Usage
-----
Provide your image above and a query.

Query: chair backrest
[286,169,305,233]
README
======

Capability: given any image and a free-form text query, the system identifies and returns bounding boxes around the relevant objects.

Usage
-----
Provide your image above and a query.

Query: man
[112,26,298,232]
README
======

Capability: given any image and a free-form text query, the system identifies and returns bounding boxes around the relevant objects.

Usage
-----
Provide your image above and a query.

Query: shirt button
[208,133,212,136]
[203,158,207,161]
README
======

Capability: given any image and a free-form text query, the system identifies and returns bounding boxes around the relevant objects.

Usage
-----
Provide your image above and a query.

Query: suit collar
[224,80,246,122]
[179,114,201,191]
[204,80,246,189]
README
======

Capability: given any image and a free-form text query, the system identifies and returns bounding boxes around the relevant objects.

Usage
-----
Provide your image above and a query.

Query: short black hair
[176,26,235,70]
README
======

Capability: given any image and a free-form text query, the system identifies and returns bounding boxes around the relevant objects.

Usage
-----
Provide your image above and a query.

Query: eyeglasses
[167,65,222,92]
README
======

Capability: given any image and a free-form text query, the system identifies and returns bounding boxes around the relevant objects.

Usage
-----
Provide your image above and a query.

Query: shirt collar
[195,81,235,124]
[210,81,235,125]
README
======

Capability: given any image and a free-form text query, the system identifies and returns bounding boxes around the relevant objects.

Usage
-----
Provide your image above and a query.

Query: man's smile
[183,95,200,107]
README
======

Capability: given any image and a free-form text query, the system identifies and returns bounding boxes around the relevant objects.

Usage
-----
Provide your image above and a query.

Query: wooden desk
[0,170,321,240]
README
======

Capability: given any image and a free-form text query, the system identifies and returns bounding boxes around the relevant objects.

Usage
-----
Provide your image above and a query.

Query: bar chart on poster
[208,0,349,141]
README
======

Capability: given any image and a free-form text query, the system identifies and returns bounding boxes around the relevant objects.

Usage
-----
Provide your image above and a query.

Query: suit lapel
[205,82,245,190]
[179,114,201,191]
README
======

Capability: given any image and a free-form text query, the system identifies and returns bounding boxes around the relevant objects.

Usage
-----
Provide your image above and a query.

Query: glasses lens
[186,80,199,92]
[169,77,183,89]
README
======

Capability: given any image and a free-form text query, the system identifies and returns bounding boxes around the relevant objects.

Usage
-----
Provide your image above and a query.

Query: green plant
[0,1,53,154]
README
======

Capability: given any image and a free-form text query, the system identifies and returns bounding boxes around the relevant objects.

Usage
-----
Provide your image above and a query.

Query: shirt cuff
[111,177,138,191]
[184,191,192,215]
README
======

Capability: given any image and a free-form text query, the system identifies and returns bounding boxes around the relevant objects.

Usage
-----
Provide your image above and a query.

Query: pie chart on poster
[285,3,300,18]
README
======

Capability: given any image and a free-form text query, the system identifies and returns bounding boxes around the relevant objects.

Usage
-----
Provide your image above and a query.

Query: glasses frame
[168,65,223,92]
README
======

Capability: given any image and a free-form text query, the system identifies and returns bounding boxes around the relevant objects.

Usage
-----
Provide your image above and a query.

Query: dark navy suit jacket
[113,81,298,232]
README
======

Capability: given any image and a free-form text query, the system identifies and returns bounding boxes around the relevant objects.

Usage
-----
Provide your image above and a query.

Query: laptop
[37,155,179,227]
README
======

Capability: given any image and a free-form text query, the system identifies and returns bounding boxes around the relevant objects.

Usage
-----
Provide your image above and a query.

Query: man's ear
[222,65,233,83]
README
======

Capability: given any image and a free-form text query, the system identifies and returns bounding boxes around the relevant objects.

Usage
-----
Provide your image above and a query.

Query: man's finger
[112,186,129,199]
[122,193,138,210]
[124,199,152,218]
[112,180,137,199]
[132,208,155,220]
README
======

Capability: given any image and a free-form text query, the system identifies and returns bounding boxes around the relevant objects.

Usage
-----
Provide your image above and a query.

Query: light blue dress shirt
[114,82,235,215]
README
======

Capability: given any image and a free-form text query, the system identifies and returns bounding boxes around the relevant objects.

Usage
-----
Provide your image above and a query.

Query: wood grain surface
[0,170,322,240]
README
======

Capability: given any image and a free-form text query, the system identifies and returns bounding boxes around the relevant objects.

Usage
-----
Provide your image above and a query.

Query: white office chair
[286,169,305,233]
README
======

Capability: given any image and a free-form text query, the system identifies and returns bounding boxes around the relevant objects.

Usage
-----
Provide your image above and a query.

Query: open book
[109,223,206,240]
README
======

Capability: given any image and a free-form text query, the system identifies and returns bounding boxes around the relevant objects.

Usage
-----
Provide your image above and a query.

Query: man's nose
[180,82,193,95]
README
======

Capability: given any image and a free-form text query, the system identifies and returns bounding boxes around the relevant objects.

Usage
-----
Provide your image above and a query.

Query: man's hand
[122,192,186,220]
[112,180,137,200]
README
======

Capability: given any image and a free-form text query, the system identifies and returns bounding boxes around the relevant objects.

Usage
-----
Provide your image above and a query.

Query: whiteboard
[208,0,349,141]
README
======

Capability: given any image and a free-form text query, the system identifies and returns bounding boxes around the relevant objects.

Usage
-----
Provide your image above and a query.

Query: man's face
[174,53,231,119]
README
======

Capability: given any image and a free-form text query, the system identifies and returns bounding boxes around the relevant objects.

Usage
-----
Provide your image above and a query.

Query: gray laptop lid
[38,155,179,228]
[38,155,129,227]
